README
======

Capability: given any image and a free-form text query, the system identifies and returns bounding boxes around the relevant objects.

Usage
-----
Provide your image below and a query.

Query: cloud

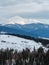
[0,0,49,7]
[0,18,9,24]
[0,16,49,25]
[0,2,49,19]
[0,0,49,24]
[8,16,49,25]
[8,16,25,24]
[0,2,49,13]
[0,0,49,6]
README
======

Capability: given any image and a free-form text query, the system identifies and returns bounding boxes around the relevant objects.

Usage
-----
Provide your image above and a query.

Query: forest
[0,47,49,65]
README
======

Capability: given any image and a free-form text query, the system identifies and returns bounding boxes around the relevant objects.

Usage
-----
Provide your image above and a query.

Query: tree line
[0,47,49,65]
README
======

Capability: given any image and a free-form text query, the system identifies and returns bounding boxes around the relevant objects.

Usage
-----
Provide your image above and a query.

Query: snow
[38,36,49,40]
[0,34,48,52]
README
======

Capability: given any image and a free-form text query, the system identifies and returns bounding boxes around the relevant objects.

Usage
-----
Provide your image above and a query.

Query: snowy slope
[0,34,48,52]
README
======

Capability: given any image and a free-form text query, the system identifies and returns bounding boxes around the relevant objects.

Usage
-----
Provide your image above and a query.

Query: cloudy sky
[0,0,49,24]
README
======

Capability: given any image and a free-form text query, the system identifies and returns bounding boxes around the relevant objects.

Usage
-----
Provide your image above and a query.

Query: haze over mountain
[0,16,49,25]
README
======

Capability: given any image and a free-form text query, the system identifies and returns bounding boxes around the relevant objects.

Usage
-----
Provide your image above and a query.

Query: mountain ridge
[0,23,49,38]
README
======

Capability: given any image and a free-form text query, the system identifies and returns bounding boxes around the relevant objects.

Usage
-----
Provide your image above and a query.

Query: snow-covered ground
[0,34,48,52]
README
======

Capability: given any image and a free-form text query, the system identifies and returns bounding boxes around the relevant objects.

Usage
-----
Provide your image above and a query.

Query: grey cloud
[0,10,49,19]
[16,11,49,19]
[0,0,49,24]
[0,0,49,7]
[0,0,32,6]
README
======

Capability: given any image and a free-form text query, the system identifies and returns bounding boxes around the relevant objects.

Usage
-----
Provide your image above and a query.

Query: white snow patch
[0,34,48,52]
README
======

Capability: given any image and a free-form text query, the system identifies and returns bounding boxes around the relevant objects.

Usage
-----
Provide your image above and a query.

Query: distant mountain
[22,23,49,38]
[0,23,49,38]
[0,24,28,35]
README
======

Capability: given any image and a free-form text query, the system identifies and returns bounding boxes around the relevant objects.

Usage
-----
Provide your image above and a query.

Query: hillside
[0,34,48,52]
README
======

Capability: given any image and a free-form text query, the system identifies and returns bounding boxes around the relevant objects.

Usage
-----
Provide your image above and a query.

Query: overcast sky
[0,0,49,24]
